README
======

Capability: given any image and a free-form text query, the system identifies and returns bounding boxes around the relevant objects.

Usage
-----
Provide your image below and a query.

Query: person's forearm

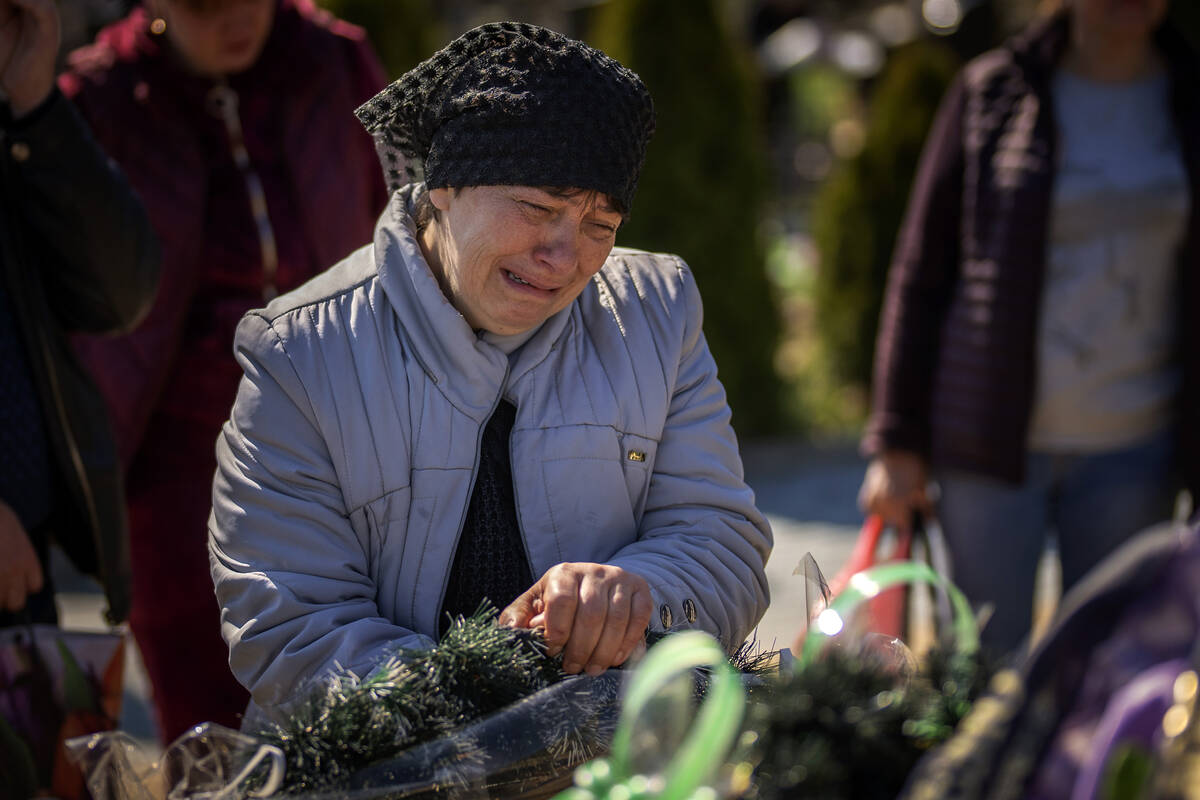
[863,77,967,459]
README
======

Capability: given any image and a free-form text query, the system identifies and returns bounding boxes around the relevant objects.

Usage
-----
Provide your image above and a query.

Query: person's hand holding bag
[858,450,932,537]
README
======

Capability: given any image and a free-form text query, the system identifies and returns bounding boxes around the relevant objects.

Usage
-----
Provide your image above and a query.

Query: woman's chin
[221,51,263,75]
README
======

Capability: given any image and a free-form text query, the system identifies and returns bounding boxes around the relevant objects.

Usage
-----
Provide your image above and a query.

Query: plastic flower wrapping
[67,603,623,799]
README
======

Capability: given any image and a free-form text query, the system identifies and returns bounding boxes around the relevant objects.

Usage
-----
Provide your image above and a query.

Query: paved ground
[52,436,867,750]
[741,437,864,652]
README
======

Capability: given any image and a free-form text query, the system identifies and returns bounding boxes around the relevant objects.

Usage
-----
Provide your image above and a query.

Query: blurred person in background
[57,0,389,740]
[858,0,1199,655]
[0,0,157,627]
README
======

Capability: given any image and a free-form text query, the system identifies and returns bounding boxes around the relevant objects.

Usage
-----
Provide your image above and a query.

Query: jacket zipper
[207,81,280,301]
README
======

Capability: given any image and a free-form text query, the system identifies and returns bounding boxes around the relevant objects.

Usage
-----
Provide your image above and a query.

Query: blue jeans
[935,428,1180,655]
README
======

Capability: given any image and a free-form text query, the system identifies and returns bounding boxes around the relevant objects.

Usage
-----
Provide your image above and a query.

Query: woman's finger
[559,573,607,673]
[615,585,653,665]
[497,586,538,628]
[540,572,580,658]
[583,581,632,674]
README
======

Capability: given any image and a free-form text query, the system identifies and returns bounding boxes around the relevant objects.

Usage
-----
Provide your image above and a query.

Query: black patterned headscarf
[354,22,655,214]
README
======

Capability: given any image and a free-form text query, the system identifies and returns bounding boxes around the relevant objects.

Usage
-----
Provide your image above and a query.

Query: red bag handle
[831,514,908,596]
[827,515,915,640]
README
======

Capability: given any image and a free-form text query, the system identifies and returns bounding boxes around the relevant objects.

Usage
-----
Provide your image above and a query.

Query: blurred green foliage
[810,40,960,391]
[788,64,857,140]
[315,0,442,79]
[588,0,783,436]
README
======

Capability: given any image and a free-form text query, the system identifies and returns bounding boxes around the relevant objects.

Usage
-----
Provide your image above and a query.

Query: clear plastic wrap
[67,671,623,800]
[65,722,284,800]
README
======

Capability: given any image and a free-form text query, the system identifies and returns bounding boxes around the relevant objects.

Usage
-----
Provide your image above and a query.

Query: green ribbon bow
[555,631,746,800]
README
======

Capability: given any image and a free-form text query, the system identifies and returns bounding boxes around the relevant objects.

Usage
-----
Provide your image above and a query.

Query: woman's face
[425,185,623,336]
[153,0,276,77]
[1073,0,1169,46]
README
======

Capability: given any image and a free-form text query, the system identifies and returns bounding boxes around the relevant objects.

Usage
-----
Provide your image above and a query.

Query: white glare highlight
[816,608,845,636]
[850,572,882,598]
[869,3,918,47]
[759,18,821,75]
[922,0,962,33]
[831,30,883,78]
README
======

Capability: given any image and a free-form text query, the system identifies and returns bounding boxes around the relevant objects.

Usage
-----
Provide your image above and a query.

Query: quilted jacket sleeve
[606,263,772,652]
[208,310,432,716]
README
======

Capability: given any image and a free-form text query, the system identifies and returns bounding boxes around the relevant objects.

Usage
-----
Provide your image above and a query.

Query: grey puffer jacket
[209,186,772,714]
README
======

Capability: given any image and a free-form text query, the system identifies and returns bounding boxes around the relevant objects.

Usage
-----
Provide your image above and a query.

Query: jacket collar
[373,185,577,419]
[1007,9,1070,86]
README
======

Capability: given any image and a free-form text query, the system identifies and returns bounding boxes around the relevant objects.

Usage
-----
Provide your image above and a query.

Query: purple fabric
[1070,659,1184,800]
[1024,527,1200,799]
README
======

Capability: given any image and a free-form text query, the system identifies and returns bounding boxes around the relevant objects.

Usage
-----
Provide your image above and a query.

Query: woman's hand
[500,562,653,676]
[0,499,43,612]
[858,450,932,535]
[0,0,60,117]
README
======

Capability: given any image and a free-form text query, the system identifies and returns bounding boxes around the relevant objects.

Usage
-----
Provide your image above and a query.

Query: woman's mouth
[504,269,551,291]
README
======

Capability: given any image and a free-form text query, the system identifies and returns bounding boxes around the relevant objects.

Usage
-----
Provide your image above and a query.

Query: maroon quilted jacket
[58,0,389,466]
[863,11,1200,495]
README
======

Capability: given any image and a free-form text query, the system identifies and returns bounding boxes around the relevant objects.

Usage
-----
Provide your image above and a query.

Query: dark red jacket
[58,0,389,465]
[863,12,1200,495]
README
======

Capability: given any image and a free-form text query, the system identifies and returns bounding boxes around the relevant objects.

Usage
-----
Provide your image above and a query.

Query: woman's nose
[535,221,580,273]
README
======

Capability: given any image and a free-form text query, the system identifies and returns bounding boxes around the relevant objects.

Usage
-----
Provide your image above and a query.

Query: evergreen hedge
[810,41,960,391]
[315,0,442,79]
[588,0,783,436]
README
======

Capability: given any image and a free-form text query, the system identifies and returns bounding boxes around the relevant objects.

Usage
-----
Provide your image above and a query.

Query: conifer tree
[588,0,783,436]
[811,41,960,391]
[316,0,442,79]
